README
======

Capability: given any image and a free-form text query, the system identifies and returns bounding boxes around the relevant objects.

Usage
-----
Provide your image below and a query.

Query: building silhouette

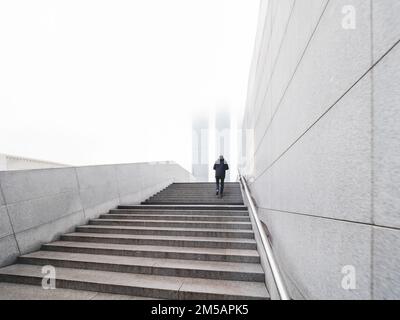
[215,107,231,182]
[191,113,209,181]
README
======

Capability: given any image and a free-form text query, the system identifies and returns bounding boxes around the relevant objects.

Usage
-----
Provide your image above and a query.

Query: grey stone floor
[0,282,154,300]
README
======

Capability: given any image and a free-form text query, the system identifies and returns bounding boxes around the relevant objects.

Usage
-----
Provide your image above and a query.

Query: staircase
[0,182,269,300]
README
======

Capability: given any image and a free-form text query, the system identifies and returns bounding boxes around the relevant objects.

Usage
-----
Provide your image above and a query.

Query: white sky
[0,0,259,172]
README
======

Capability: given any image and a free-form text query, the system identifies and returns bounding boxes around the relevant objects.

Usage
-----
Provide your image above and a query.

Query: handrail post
[238,170,290,300]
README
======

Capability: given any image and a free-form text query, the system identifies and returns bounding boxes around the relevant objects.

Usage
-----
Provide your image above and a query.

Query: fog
[0,0,259,172]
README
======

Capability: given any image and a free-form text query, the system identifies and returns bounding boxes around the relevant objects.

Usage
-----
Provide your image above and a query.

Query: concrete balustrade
[0,162,194,267]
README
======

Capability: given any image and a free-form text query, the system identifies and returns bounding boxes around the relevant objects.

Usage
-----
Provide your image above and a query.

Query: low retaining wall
[0,161,194,267]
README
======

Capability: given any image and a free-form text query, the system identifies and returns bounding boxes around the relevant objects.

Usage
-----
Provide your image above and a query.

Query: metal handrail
[238,170,290,300]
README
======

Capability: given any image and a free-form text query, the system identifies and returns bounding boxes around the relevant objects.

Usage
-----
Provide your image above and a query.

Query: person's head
[219,155,224,160]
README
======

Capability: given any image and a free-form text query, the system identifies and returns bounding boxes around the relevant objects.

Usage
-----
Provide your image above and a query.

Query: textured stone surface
[373,43,400,228]
[254,0,329,150]
[0,283,98,300]
[0,162,193,267]
[0,206,13,239]
[372,0,400,61]
[76,165,120,219]
[115,163,182,204]
[259,208,372,300]
[7,191,83,234]
[0,264,268,300]
[15,210,85,254]
[0,186,270,299]
[253,0,295,121]
[0,168,79,204]
[255,0,372,178]
[0,282,156,300]
[0,186,4,206]
[0,235,19,267]
[240,0,400,299]
[252,76,372,223]
[373,227,400,299]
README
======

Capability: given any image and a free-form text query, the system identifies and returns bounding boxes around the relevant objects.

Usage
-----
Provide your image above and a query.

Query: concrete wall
[0,153,67,171]
[240,0,400,299]
[0,161,193,267]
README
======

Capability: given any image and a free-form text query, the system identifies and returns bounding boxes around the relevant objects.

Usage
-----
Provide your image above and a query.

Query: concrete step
[163,192,241,195]
[168,184,241,189]
[151,194,242,199]
[159,191,241,194]
[168,183,240,186]
[42,241,261,263]
[18,251,265,282]
[142,202,245,206]
[100,214,251,222]
[89,219,252,230]
[76,225,255,239]
[147,198,243,202]
[146,198,243,203]
[145,198,243,200]
[0,282,153,300]
[162,191,242,195]
[109,209,249,216]
[61,233,257,250]
[162,190,242,193]
[118,205,248,211]
[0,182,267,300]
[166,189,241,191]
[0,264,269,299]
[162,191,242,194]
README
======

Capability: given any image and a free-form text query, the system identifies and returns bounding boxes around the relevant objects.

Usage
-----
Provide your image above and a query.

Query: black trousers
[215,176,225,194]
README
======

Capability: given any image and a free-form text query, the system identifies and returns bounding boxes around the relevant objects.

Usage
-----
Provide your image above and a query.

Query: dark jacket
[213,159,229,178]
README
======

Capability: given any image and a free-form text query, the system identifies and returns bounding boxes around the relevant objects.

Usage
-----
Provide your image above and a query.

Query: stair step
[0,264,269,299]
[157,193,242,196]
[61,233,257,250]
[149,195,243,198]
[109,209,249,216]
[160,194,241,196]
[89,219,252,230]
[118,205,247,211]
[148,200,243,202]
[146,196,243,201]
[143,201,244,205]
[42,241,261,263]
[163,188,240,190]
[168,182,240,185]
[0,181,268,300]
[18,251,264,282]
[76,225,255,239]
[101,214,250,222]
[0,282,154,300]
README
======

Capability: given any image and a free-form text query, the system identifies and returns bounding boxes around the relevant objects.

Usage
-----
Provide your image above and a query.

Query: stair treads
[75,225,255,239]
[109,209,249,216]
[42,241,260,262]
[61,233,257,250]
[18,251,264,282]
[0,264,269,300]
[89,219,252,230]
[100,214,250,222]
[118,205,247,211]
[143,202,245,206]
[0,282,153,300]
[0,182,269,300]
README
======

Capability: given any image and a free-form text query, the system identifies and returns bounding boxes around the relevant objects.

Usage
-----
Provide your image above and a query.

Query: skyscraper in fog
[215,107,231,182]
[192,114,209,181]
